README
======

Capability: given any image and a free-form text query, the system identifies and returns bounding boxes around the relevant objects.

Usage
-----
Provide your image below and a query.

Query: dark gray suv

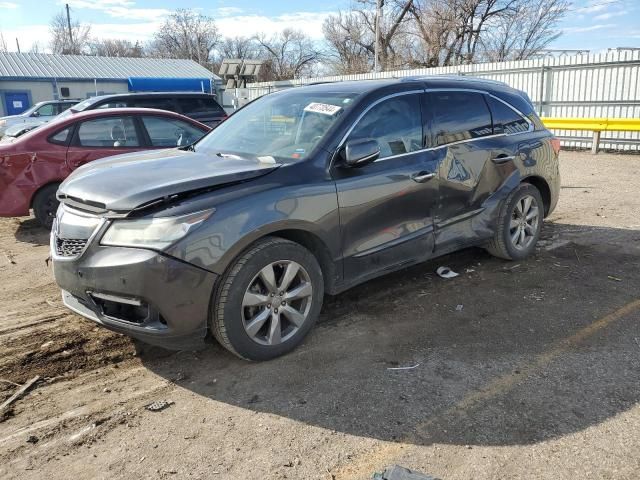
[51,76,560,360]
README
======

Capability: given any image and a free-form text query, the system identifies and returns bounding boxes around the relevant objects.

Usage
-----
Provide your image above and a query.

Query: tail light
[550,137,561,155]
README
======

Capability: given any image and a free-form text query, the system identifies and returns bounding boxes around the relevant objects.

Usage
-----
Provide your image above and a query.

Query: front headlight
[100,209,214,250]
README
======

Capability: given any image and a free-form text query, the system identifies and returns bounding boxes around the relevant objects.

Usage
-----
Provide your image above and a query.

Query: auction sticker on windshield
[304,102,342,116]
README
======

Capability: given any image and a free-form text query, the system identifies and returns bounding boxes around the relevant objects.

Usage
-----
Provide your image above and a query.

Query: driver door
[331,91,440,286]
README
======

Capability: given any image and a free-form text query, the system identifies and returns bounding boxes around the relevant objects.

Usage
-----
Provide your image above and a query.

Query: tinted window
[77,117,139,148]
[35,104,56,116]
[56,103,75,115]
[348,94,422,159]
[129,98,176,111]
[96,101,128,109]
[428,92,492,147]
[141,116,206,147]
[49,127,71,146]
[486,96,530,134]
[178,97,224,115]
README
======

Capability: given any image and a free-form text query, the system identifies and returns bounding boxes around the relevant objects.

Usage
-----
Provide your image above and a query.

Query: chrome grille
[55,237,88,257]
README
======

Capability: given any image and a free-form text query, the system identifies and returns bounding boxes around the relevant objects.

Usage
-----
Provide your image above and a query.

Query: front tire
[32,184,60,229]
[211,237,324,361]
[485,183,544,260]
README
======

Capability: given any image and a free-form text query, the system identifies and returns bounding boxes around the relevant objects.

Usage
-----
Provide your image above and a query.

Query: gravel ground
[1,150,639,480]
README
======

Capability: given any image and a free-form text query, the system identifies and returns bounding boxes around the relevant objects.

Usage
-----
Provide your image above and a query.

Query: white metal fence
[227,50,640,151]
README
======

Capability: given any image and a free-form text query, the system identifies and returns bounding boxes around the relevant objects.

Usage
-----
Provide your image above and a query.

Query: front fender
[165,182,341,276]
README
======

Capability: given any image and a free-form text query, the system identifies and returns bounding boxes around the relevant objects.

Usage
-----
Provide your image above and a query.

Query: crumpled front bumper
[53,243,218,350]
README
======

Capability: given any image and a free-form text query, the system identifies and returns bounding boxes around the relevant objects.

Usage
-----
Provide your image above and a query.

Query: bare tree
[480,0,569,61]
[324,1,414,72]
[150,9,220,68]
[218,36,259,60]
[322,11,373,74]
[323,0,568,72]
[90,39,144,58]
[30,41,44,54]
[0,31,7,53]
[49,10,91,54]
[255,29,322,80]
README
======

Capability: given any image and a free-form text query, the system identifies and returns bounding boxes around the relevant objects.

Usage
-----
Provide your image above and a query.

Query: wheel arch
[521,175,551,217]
[30,181,62,208]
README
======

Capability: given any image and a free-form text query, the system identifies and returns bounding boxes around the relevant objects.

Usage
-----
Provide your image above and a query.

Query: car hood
[58,148,282,213]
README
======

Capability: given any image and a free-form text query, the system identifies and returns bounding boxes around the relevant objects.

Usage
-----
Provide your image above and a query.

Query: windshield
[194,90,360,161]
[21,104,42,116]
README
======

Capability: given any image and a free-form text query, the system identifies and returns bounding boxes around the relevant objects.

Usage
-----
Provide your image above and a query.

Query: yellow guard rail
[541,117,640,154]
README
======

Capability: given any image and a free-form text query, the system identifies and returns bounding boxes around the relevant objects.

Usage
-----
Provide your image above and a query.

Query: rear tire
[485,183,543,260]
[211,237,324,361]
[32,184,60,229]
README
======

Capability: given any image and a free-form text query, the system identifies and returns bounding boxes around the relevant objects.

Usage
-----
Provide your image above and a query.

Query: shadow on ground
[118,223,640,446]
[14,218,50,246]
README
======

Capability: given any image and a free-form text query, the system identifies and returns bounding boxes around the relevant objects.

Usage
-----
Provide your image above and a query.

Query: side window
[348,94,423,159]
[77,117,139,148]
[129,98,176,111]
[428,92,492,147]
[141,116,206,147]
[178,97,222,114]
[49,127,72,146]
[36,104,56,116]
[56,103,75,115]
[486,96,531,135]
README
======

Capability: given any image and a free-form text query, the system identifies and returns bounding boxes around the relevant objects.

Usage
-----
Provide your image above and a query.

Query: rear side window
[141,116,206,147]
[486,96,530,135]
[427,92,492,147]
[348,94,423,159]
[77,117,140,148]
[178,97,224,115]
[129,98,176,111]
[49,127,72,146]
[56,103,74,115]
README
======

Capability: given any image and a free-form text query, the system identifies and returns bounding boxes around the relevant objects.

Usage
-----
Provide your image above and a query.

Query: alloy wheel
[241,260,313,346]
[509,194,540,250]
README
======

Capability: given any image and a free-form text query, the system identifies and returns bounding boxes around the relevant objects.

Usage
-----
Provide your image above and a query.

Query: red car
[0,108,211,227]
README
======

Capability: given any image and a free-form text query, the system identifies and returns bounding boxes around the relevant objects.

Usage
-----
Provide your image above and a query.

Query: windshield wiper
[179,143,196,152]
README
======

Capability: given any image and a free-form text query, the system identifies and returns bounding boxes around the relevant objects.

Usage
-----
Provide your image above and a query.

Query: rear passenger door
[425,91,512,249]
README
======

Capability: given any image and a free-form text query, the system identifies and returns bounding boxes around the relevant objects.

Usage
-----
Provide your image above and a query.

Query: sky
[0,0,638,54]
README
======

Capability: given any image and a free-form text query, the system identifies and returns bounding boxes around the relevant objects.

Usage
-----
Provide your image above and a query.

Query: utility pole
[65,3,74,51]
[15,37,20,53]
[374,0,383,72]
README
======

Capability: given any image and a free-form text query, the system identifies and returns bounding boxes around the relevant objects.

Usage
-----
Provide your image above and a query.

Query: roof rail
[399,74,508,86]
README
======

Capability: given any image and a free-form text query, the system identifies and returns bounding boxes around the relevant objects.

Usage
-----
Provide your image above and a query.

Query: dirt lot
[1,150,639,480]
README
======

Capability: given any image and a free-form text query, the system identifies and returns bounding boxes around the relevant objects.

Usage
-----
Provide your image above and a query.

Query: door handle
[491,154,516,164]
[411,171,436,183]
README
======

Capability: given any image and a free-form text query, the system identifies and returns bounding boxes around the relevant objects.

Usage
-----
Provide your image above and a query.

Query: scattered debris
[26,435,39,444]
[0,375,40,416]
[607,275,622,282]
[387,363,420,371]
[455,304,464,311]
[436,266,459,279]
[465,268,475,273]
[145,400,174,412]
[373,465,442,480]
[503,263,521,271]
[3,251,16,265]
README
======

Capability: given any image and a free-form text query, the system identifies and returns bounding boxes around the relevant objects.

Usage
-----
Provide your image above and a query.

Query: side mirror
[342,138,380,167]
[31,112,40,117]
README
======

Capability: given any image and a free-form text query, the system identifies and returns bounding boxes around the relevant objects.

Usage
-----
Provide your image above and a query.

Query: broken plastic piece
[145,400,174,412]
[436,266,459,279]
[373,465,442,480]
